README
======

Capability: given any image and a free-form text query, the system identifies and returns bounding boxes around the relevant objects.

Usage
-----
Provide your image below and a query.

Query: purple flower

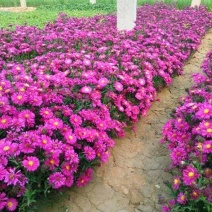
[114,82,123,92]
[48,172,66,189]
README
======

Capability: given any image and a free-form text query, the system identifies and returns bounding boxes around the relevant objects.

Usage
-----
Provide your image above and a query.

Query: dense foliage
[161,50,212,211]
[0,3,211,211]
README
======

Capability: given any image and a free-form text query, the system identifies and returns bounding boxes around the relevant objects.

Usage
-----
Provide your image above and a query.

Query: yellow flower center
[44,111,49,115]
[204,109,209,114]
[25,114,29,118]
[53,122,59,126]
[50,160,55,165]
[1,119,7,124]
[20,88,25,92]
[177,118,182,123]
[207,128,212,133]
[42,139,47,144]
[188,172,194,177]
[7,202,13,208]
[17,95,22,100]
[174,179,179,184]
[68,135,73,140]
[181,195,185,201]
[197,143,202,150]
[66,165,70,170]
[0,86,2,91]
[192,191,197,196]
[206,144,211,149]
[3,146,10,151]
[204,122,210,127]
[28,161,34,166]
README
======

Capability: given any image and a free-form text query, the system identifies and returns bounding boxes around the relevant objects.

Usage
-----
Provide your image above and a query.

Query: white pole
[90,0,96,4]
[191,0,201,7]
[20,0,27,7]
[117,0,137,31]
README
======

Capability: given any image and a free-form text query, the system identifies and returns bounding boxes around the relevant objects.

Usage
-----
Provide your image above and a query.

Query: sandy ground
[36,29,212,212]
[0,7,36,12]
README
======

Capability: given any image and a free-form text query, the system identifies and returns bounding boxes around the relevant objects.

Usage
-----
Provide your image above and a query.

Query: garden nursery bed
[0,3,212,212]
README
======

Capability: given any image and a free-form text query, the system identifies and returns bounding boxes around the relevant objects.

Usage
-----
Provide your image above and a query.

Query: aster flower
[196,103,212,120]
[190,189,200,200]
[64,131,77,145]
[84,146,96,161]
[11,93,27,105]
[22,156,40,172]
[0,192,7,210]
[70,114,82,126]
[81,86,92,94]
[202,140,212,153]
[183,166,200,186]
[114,82,123,92]
[6,198,18,211]
[48,172,66,189]
[98,77,109,88]
[0,115,11,129]
[170,147,187,165]
[19,110,35,127]
[172,176,181,190]
[40,107,54,119]
[177,192,187,205]
[203,168,212,179]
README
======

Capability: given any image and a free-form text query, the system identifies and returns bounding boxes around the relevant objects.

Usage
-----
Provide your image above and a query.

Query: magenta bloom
[190,189,200,200]
[0,165,8,181]
[182,166,200,186]
[4,168,27,186]
[0,192,7,210]
[70,114,82,126]
[0,116,11,129]
[114,82,123,91]
[19,110,35,127]
[40,107,54,119]
[170,147,187,165]
[6,198,18,211]
[172,176,181,190]
[196,103,212,120]
[202,140,212,153]
[48,172,66,189]
[22,156,40,172]
[98,78,109,88]
[11,93,27,105]
[177,192,187,205]
[84,146,96,160]
[81,86,92,94]
[64,131,77,144]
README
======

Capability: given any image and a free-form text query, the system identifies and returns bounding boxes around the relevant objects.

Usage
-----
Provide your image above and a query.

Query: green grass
[0,9,108,29]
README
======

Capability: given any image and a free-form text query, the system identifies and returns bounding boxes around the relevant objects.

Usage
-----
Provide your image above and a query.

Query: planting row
[0,3,212,211]
[161,50,212,211]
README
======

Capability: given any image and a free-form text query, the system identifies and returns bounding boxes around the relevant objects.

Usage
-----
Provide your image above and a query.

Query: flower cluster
[0,3,212,211]
[161,50,212,211]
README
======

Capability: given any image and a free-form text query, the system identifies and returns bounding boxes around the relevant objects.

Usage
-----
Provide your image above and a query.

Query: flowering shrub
[0,3,212,211]
[161,50,212,211]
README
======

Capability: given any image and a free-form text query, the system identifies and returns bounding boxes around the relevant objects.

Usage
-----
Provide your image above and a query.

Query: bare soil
[38,29,212,212]
[0,7,36,12]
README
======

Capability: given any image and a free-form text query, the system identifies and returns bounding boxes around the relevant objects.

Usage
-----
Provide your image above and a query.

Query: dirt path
[0,7,36,12]
[39,29,212,212]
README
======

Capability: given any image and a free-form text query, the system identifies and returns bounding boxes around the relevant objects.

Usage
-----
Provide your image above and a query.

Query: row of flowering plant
[0,3,212,211]
[161,50,212,211]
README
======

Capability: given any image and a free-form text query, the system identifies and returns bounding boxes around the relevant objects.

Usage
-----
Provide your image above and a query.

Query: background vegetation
[0,0,211,30]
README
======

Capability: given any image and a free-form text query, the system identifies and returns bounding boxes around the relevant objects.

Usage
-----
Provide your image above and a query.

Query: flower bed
[161,50,212,211]
[0,3,212,211]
